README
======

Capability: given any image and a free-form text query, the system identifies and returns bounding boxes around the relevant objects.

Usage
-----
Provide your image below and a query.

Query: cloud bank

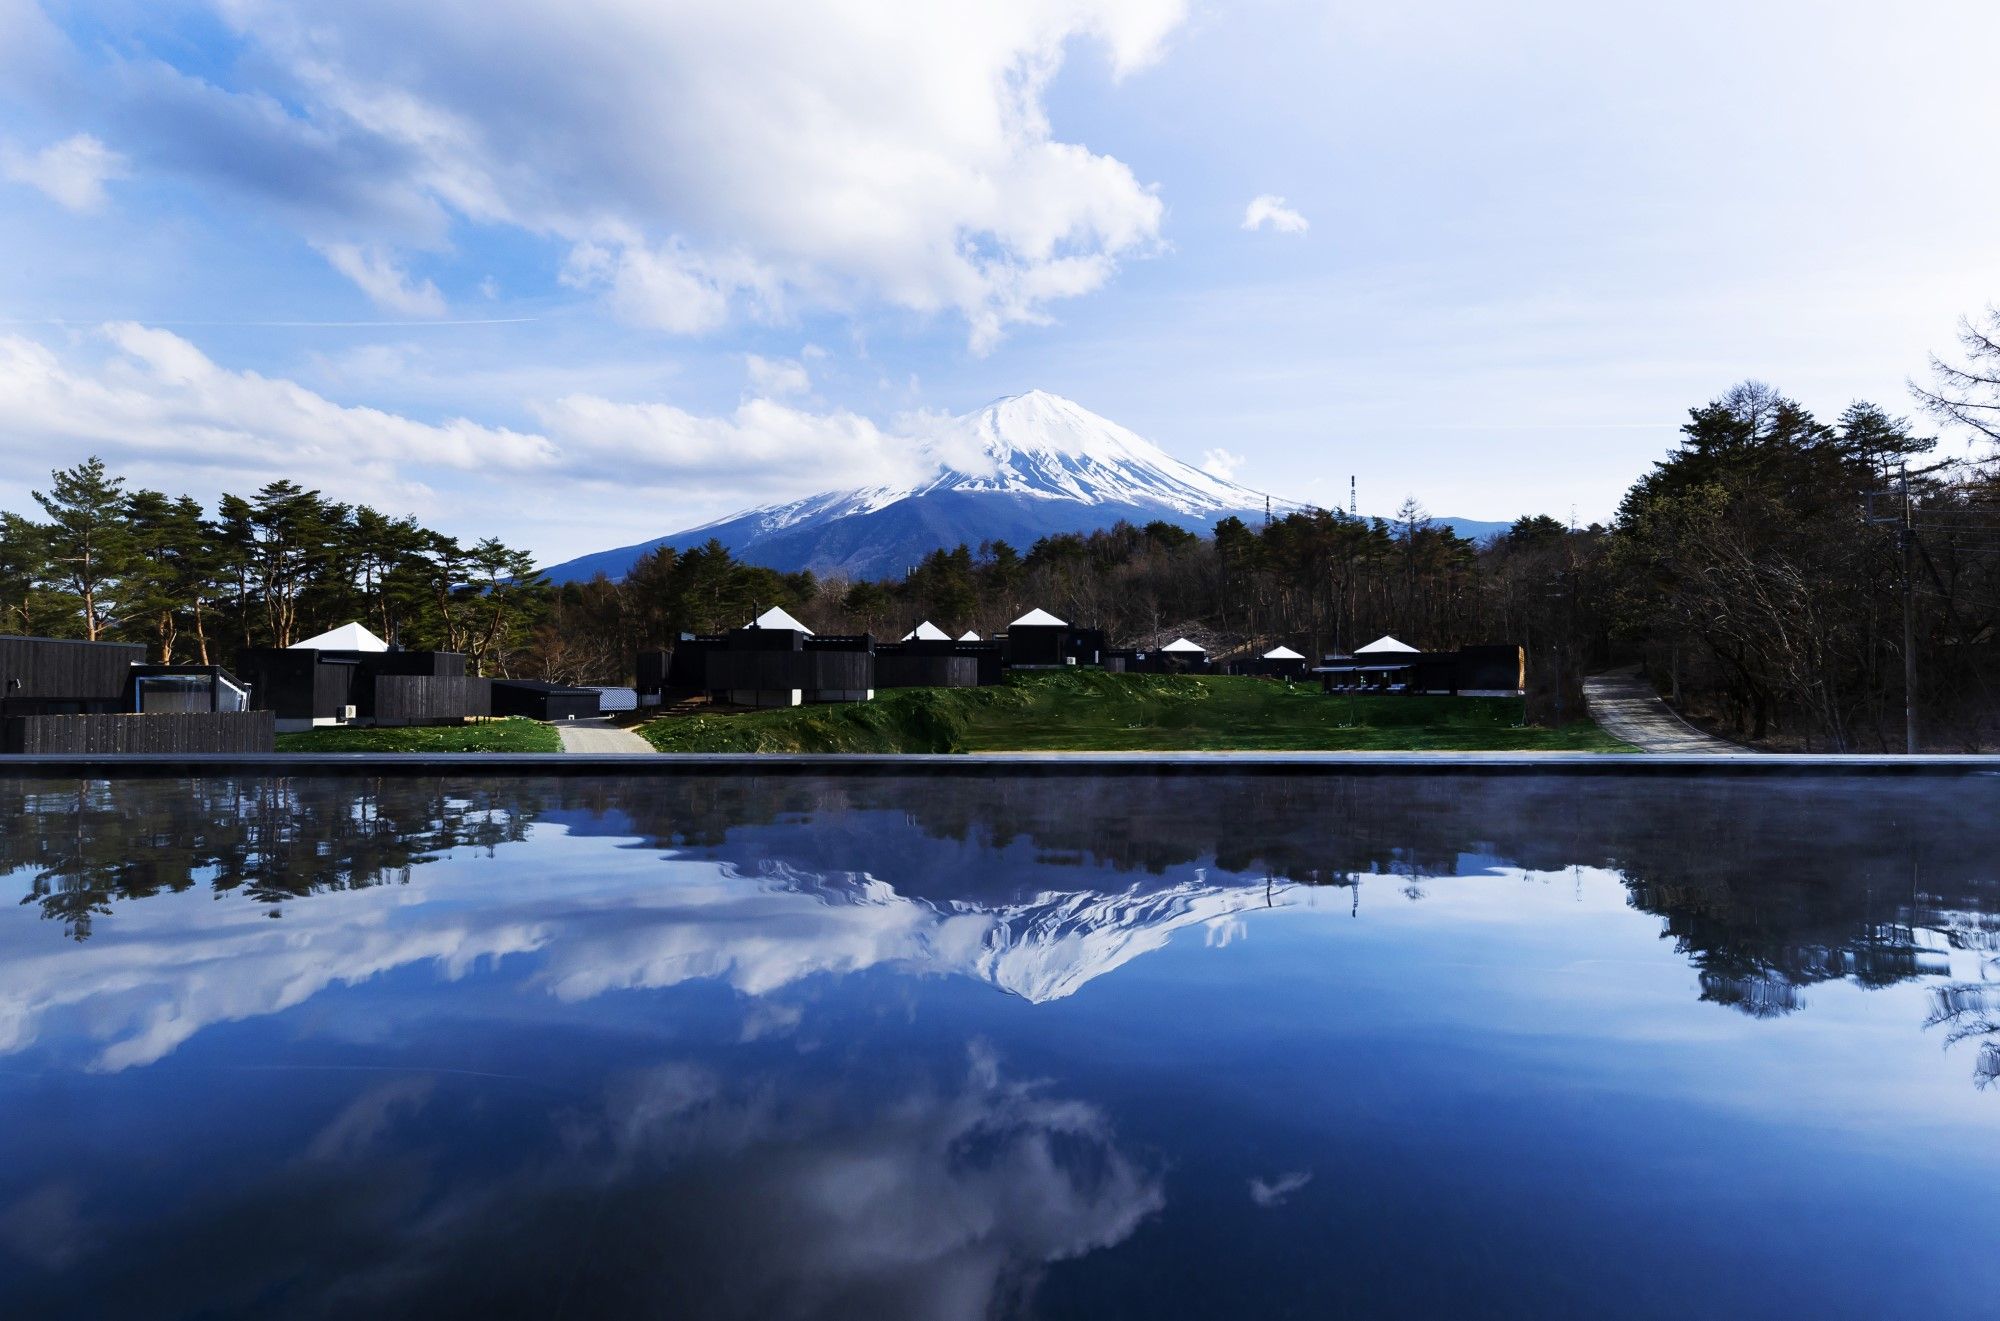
[91,0,1188,346]
[0,323,933,542]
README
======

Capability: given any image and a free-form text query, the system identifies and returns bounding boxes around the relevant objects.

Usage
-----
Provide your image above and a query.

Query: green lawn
[273,717,563,753]
[639,670,1635,754]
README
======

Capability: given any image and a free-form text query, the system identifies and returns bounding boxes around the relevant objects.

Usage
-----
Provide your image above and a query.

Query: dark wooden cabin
[0,636,145,713]
[490,680,601,720]
[0,635,273,752]
[1001,610,1104,669]
[235,643,482,728]
[663,609,877,707]
[1315,642,1525,696]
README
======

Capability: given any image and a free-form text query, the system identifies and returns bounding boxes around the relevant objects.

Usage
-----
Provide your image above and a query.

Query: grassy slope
[273,717,563,753]
[640,670,1635,754]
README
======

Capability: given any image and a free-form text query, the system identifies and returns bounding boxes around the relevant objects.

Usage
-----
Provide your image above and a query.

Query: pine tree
[32,457,133,641]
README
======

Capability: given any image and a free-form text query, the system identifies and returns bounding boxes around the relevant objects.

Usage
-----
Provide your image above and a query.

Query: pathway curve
[557,718,654,754]
[1582,667,1743,753]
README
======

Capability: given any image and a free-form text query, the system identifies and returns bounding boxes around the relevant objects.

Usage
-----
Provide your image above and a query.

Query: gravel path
[1582,668,1742,753]
[557,719,654,754]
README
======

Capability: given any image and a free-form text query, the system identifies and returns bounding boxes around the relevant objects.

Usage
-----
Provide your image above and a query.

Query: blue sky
[1,0,1996,563]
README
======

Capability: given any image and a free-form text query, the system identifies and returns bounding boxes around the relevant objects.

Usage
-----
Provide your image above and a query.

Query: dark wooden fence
[371,675,492,724]
[2,711,276,754]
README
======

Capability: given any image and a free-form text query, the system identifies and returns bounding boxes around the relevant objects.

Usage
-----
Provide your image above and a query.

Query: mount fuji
[542,390,1506,582]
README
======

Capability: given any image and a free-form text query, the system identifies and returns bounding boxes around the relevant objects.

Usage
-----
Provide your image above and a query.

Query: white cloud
[0,324,551,509]
[744,354,810,398]
[1,133,126,211]
[103,0,1185,348]
[1241,193,1309,234]
[532,394,927,500]
[1200,447,1245,479]
[0,324,934,525]
[314,242,448,316]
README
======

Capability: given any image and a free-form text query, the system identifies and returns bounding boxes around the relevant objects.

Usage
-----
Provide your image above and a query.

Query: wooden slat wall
[370,675,492,724]
[1,711,276,754]
[875,655,979,689]
[0,636,146,700]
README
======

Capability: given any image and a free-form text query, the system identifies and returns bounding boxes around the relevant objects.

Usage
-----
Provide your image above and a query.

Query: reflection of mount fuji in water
[749,859,1281,1004]
[4,774,1998,1081]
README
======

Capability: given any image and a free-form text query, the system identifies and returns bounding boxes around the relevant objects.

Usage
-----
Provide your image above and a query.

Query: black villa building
[1315,636,1526,696]
[234,621,496,730]
[649,607,876,708]
[1,634,272,753]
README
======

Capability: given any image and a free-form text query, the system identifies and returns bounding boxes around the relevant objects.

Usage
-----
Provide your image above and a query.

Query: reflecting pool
[1,772,1997,1319]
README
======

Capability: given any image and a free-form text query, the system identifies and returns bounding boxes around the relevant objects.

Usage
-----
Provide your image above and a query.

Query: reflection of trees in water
[1926,983,2000,1089]
[1,778,539,940]
[5,771,1997,1079]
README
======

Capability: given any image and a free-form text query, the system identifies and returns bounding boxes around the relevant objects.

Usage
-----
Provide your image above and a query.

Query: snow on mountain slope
[539,390,1510,582]
[908,389,1271,511]
[543,391,1290,582]
[672,389,1283,536]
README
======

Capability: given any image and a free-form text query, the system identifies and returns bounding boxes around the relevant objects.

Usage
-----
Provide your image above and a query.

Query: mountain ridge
[542,391,1508,582]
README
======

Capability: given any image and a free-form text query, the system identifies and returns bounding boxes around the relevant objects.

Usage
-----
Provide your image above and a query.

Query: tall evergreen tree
[32,457,132,641]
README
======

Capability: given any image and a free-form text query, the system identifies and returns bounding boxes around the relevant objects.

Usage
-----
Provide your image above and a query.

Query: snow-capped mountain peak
[909,390,1272,513]
[541,390,1296,582]
[693,390,1284,540]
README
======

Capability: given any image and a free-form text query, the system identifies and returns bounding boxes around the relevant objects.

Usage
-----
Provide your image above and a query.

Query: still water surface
[0,772,1996,1319]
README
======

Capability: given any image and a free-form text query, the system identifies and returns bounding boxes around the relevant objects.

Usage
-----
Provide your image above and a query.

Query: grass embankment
[273,717,563,753]
[639,670,1635,754]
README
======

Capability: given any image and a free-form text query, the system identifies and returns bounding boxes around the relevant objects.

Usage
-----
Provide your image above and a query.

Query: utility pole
[1900,462,1918,755]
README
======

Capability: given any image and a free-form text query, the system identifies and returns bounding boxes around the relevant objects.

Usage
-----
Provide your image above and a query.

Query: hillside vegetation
[638,671,1633,754]
[274,717,562,753]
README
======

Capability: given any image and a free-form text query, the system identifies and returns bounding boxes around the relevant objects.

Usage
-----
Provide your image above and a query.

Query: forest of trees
[6,309,1998,749]
[0,460,547,675]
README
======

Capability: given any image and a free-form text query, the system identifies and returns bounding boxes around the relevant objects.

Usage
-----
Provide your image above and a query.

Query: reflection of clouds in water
[0,850,1285,1072]
[0,1181,87,1271]
[239,1048,1164,1320]
[1248,1170,1312,1208]
[0,882,551,1070]
[304,1076,438,1164]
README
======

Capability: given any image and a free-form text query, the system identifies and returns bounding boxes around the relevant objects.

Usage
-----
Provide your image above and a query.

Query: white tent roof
[750,606,813,634]
[1161,637,1206,653]
[1355,634,1419,654]
[901,621,951,641]
[958,630,982,642]
[1010,607,1067,628]
[289,621,389,652]
[1262,645,1305,660]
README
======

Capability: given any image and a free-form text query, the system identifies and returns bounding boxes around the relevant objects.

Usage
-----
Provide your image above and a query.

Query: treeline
[541,343,2000,749]
[9,311,1999,748]
[0,458,546,674]
[541,507,1609,720]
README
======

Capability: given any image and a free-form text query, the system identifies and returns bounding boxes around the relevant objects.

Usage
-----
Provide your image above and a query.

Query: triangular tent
[902,621,951,641]
[958,631,983,642]
[1161,637,1206,654]
[290,621,390,652]
[750,606,813,634]
[1355,635,1419,654]
[1010,607,1068,627]
[1262,645,1305,660]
